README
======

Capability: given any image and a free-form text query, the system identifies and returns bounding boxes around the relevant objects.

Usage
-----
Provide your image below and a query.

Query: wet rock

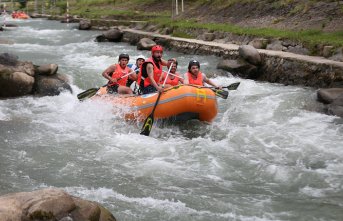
[35,64,59,76]
[317,88,343,104]
[33,74,73,96]
[79,19,92,30]
[0,70,35,97]
[0,188,117,221]
[95,35,109,42]
[137,38,156,50]
[328,104,343,118]
[238,45,261,65]
[0,53,18,66]
[217,59,259,79]
[248,38,268,49]
[103,28,123,42]
[266,40,284,51]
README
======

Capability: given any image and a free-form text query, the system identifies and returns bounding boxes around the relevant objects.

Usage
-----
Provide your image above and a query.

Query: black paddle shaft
[140,92,162,136]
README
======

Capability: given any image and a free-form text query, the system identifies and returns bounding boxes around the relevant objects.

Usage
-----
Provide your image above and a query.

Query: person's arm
[203,73,221,88]
[147,63,163,92]
[183,73,189,84]
[128,68,137,81]
[102,65,116,83]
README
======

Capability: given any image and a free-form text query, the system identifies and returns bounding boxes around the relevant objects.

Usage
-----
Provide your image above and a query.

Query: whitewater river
[1,18,343,221]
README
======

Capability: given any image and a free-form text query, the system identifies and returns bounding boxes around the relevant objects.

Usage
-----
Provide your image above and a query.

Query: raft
[94,85,218,122]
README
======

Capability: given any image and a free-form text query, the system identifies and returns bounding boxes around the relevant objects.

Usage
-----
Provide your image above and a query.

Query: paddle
[77,71,136,101]
[205,82,240,99]
[140,63,174,136]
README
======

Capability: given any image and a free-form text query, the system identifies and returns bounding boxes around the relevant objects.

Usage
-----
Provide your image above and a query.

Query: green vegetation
[150,17,343,47]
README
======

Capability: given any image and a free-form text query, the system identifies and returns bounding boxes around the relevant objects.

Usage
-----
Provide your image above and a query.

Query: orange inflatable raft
[93,85,218,122]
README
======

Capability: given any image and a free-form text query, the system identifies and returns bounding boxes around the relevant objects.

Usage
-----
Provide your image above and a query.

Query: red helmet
[151,45,163,53]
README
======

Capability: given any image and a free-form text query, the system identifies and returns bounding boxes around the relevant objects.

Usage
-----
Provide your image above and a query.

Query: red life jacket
[138,57,163,88]
[187,71,203,86]
[110,63,130,86]
[162,71,180,86]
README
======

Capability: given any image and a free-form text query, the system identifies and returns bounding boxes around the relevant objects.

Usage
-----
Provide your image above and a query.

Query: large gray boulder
[79,19,92,30]
[0,188,116,221]
[0,70,34,97]
[35,64,59,76]
[0,59,36,97]
[217,59,259,79]
[33,74,72,96]
[137,37,156,50]
[103,28,123,42]
[238,45,261,65]
[317,88,343,104]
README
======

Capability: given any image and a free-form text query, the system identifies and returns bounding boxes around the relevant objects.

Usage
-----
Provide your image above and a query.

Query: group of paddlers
[102,45,221,95]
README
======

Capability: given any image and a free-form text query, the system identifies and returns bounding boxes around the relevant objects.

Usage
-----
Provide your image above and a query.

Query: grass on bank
[151,17,343,47]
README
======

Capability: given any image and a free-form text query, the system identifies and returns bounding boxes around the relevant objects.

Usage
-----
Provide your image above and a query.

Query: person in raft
[102,53,137,94]
[184,60,221,88]
[127,55,145,92]
[159,59,184,88]
[138,45,176,94]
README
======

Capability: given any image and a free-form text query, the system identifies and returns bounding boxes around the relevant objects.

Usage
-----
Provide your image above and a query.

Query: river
[1,18,343,221]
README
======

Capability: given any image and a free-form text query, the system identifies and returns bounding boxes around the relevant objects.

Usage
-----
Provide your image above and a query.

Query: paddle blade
[77,88,98,101]
[140,114,154,136]
[213,89,229,99]
[226,82,240,90]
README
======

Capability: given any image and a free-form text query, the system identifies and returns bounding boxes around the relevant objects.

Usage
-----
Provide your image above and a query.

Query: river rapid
[1,18,343,221]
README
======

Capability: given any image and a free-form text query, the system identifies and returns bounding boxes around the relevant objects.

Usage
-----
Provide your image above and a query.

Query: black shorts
[107,85,119,94]
[142,85,157,94]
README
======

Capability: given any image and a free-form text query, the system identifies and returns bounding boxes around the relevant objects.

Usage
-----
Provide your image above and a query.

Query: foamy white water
[1,19,343,221]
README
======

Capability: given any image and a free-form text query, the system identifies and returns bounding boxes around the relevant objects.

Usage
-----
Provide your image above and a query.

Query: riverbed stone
[217,59,259,79]
[323,46,334,58]
[286,45,310,55]
[33,74,73,96]
[103,28,123,42]
[317,88,343,104]
[35,64,59,76]
[0,71,34,97]
[329,47,343,62]
[266,40,284,51]
[79,19,92,30]
[248,38,268,49]
[137,37,156,50]
[0,188,117,221]
[203,32,216,41]
[238,45,261,65]
[0,53,18,66]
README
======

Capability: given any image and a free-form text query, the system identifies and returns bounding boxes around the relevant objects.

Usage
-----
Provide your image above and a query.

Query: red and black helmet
[151,45,163,53]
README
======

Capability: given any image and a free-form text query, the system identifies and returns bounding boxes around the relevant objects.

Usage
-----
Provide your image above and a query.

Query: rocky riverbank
[0,53,72,98]
[0,188,116,221]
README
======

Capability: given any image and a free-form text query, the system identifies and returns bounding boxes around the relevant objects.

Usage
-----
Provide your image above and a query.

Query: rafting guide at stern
[138,45,176,94]
[102,53,137,94]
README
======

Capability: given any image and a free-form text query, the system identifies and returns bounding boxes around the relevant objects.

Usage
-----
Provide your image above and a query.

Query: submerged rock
[317,88,343,118]
[0,188,117,221]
